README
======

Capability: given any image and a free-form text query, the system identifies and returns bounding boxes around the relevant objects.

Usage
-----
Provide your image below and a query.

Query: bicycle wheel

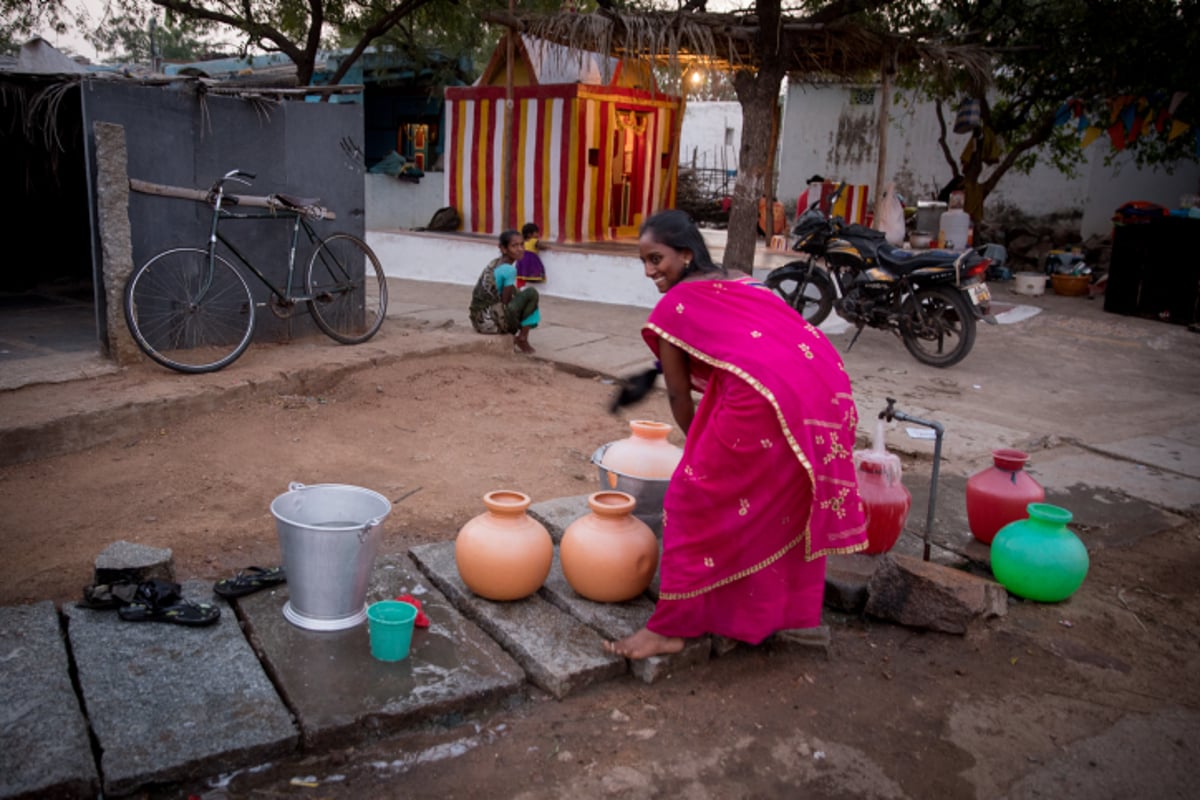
[124,248,255,373]
[306,233,388,344]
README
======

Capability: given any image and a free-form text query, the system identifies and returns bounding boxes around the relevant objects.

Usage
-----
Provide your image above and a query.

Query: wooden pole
[502,3,516,232]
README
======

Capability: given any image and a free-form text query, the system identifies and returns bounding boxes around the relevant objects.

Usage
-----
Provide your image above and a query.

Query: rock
[864,553,1007,634]
[93,539,174,586]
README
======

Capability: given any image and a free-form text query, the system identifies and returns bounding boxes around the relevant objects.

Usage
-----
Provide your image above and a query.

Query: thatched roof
[486,9,993,88]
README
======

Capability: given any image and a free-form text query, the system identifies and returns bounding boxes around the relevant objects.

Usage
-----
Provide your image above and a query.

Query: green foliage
[86,11,219,63]
[1,0,68,55]
[895,0,1199,204]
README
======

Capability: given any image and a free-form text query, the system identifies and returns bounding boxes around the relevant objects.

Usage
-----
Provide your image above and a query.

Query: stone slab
[0,601,98,800]
[529,494,591,544]
[237,553,525,750]
[410,541,626,699]
[538,551,706,684]
[1089,428,1200,479]
[1033,449,1200,517]
[65,581,298,797]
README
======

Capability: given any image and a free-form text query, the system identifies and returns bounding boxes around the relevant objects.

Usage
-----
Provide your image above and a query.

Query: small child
[514,222,547,289]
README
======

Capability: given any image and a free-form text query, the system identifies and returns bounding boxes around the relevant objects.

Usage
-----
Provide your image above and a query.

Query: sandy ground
[1,329,1198,798]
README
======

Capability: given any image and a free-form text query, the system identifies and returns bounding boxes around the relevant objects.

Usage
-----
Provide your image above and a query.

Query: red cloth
[641,277,867,643]
[394,594,430,627]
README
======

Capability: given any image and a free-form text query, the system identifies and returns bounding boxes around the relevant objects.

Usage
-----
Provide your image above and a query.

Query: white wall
[367,229,794,310]
[678,101,742,174]
[364,171,446,230]
[774,84,1200,238]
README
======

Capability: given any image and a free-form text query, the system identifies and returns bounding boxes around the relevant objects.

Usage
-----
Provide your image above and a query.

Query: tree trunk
[725,0,785,272]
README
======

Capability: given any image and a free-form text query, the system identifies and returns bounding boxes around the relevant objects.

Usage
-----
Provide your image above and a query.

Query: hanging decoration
[1056,91,1197,155]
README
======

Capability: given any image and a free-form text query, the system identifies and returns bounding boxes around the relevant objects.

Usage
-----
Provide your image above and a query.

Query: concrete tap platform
[235,555,527,750]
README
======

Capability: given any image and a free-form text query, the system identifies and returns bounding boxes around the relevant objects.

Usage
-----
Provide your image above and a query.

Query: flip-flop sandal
[394,594,430,628]
[117,579,220,627]
[78,581,140,610]
[213,566,286,599]
[118,599,221,627]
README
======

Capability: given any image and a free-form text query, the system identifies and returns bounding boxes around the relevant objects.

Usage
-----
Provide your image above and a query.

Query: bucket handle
[360,516,384,543]
[289,481,306,491]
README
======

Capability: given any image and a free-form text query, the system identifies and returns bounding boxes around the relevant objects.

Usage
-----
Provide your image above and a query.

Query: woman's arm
[658,339,695,434]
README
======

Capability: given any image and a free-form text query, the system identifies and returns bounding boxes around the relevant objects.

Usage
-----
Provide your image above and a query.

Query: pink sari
[642,276,867,643]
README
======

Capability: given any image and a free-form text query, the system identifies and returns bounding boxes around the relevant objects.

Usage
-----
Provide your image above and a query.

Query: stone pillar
[93,121,142,366]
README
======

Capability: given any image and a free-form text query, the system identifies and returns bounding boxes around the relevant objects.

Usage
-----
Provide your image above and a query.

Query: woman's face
[639,232,692,294]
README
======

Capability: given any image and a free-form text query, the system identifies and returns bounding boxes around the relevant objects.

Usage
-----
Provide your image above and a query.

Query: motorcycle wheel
[900,286,977,368]
[763,260,834,326]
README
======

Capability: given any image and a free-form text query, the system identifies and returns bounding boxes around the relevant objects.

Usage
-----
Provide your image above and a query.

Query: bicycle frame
[202,185,323,307]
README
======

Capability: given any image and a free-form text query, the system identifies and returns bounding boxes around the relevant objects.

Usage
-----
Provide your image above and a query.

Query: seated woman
[469,229,540,353]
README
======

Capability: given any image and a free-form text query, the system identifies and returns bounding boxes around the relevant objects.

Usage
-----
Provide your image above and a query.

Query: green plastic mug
[366,600,419,662]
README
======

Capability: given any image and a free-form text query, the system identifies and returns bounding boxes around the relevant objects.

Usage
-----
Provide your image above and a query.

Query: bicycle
[124,168,388,373]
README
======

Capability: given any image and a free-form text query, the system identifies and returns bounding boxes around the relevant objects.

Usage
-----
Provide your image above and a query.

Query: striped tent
[445,34,682,243]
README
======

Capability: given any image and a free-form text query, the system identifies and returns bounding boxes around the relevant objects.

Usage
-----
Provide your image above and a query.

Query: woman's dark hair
[499,229,521,247]
[639,209,725,277]
[521,222,540,239]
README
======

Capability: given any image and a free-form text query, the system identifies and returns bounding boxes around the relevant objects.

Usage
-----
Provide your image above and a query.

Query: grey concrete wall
[81,80,365,342]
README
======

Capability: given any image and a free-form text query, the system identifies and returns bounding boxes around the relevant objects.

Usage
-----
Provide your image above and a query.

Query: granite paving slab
[236,553,526,750]
[529,494,591,544]
[65,581,298,797]
[0,601,98,800]
[410,541,626,699]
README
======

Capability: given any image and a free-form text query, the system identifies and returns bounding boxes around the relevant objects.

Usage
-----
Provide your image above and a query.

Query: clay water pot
[454,490,552,601]
[966,449,1045,545]
[560,491,660,603]
[990,503,1089,602]
[598,420,683,481]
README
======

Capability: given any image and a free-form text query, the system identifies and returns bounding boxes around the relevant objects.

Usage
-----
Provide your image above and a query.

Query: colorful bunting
[1080,126,1104,148]
[1169,119,1190,141]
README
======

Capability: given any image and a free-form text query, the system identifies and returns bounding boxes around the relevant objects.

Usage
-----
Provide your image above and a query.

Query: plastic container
[366,600,418,662]
[1051,273,1090,296]
[1012,272,1046,296]
[965,450,1045,545]
[852,419,911,554]
[937,208,972,251]
[991,503,1089,602]
[271,482,392,631]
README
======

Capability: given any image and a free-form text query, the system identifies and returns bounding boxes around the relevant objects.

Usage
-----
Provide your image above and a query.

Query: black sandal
[213,566,286,599]
[117,579,220,627]
[78,582,140,610]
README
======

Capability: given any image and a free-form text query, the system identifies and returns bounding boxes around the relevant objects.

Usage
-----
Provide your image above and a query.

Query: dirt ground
[2,349,1198,798]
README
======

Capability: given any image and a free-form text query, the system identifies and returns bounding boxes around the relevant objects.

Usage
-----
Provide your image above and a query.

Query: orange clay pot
[560,491,660,603]
[599,420,683,480]
[455,490,553,601]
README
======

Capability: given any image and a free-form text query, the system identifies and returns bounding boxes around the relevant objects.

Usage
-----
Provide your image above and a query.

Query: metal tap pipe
[879,397,945,561]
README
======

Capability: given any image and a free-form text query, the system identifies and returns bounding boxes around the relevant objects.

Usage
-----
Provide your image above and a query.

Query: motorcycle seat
[877,245,971,272]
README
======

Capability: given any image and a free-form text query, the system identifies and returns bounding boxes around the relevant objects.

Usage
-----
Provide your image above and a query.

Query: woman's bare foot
[514,336,535,354]
[603,628,685,660]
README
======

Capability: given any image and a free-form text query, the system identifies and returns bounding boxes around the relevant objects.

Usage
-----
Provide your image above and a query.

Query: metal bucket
[591,444,670,538]
[270,482,391,631]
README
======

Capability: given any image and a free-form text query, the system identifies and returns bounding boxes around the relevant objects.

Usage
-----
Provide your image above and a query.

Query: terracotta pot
[454,490,552,601]
[965,449,1045,545]
[560,491,660,603]
[991,503,1089,602]
[599,420,683,481]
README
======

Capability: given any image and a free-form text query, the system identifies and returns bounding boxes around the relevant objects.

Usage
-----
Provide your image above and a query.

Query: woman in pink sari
[605,210,868,660]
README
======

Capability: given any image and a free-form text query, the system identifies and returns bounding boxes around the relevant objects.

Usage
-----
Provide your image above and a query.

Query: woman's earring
[683,260,692,273]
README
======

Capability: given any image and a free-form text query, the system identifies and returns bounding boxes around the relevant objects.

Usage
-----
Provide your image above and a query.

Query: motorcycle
[764,188,994,367]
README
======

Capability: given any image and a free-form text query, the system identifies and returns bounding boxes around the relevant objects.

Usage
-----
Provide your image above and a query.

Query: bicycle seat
[273,193,321,209]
